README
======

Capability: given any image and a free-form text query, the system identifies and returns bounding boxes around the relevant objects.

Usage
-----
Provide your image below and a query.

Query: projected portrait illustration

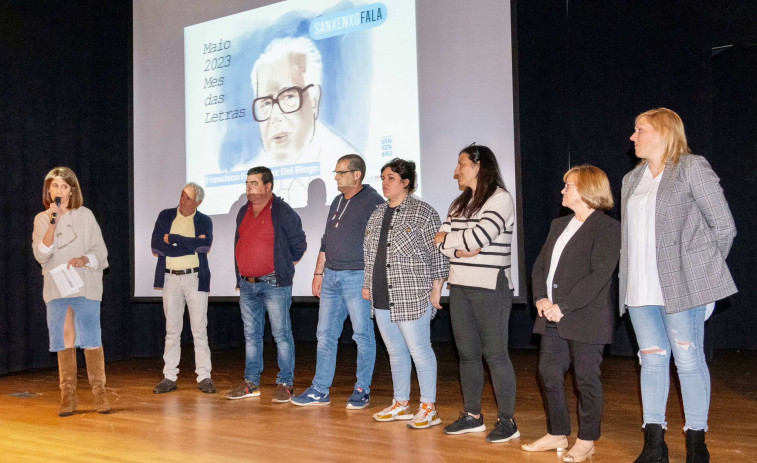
[184,0,420,214]
[246,37,357,205]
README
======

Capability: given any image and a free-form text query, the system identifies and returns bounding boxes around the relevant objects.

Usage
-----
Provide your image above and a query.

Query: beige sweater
[32,206,108,303]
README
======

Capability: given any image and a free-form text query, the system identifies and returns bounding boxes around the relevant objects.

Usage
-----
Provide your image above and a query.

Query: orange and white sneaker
[407,403,442,429]
[373,399,414,422]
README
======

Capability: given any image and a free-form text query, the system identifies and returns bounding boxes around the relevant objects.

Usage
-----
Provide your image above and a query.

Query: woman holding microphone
[32,167,110,416]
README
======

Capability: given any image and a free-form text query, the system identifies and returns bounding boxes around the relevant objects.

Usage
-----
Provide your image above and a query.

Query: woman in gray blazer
[525,165,620,463]
[622,108,736,463]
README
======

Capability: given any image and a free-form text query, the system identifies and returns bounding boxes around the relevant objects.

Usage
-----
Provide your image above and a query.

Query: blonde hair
[635,107,691,166]
[42,167,83,209]
[563,164,614,211]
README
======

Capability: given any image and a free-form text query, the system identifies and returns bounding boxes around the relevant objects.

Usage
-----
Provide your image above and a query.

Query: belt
[242,272,276,283]
[166,267,200,275]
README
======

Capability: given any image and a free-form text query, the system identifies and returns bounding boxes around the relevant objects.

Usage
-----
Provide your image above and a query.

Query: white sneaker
[407,403,442,429]
[372,399,413,422]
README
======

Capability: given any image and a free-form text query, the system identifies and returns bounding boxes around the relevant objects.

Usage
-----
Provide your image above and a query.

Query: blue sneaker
[290,386,330,406]
[346,387,370,410]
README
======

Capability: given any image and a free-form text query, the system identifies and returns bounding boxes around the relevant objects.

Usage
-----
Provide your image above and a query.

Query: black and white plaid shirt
[363,195,449,322]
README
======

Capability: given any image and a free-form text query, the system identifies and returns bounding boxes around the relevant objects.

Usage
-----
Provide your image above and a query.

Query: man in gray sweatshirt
[290,154,383,409]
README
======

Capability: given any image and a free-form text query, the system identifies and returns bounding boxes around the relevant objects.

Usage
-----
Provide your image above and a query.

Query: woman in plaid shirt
[363,158,449,430]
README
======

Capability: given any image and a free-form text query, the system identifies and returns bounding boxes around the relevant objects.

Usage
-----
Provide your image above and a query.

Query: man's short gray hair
[184,182,205,202]
[250,37,323,97]
[338,154,366,180]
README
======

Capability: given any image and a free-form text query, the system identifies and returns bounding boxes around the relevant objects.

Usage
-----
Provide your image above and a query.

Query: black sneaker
[486,418,520,443]
[443,412,487,435]
[153,378,177,394]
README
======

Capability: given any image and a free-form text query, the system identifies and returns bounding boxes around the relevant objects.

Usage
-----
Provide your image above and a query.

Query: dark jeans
[538,324,605,440]
[449,270,515,420]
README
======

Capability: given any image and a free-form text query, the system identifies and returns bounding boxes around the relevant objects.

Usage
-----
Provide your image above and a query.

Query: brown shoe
[57,348,78,417]
[272,383,293,403]
[198,378,216,394]
[84,347,111,413]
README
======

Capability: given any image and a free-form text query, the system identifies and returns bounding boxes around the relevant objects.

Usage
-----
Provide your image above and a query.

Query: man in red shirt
[226,166,306,403]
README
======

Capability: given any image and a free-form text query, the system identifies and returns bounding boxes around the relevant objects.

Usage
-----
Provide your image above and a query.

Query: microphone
[51,196,61,224]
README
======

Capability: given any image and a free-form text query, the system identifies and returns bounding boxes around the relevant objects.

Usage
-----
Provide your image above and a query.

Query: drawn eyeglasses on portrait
[252,84,316,122]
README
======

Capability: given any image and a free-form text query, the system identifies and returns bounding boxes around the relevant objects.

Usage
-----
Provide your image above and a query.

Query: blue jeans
[312,269,375,395]
[47,297,102,351]
[375,305,437,403]
[628,305,710,431]
[239,278,294,386]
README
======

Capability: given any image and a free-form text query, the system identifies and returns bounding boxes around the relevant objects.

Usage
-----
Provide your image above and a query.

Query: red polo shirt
[235,198,275,277]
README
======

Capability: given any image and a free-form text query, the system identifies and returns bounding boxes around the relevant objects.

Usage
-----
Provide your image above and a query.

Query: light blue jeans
[375,305,437,403]
[47,297,102,351]
[311,269,375,395]
[239,278,294,386]
[628,305,710,431]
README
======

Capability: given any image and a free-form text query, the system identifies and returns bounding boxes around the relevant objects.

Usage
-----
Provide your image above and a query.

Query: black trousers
[538,324,605,440]
[449,271,515,420]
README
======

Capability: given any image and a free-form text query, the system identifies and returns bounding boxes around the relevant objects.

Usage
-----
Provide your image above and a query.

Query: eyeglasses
[56,224,78,249]
[563,183,577,190]
[334,170,357,177]
[252,84,316,122]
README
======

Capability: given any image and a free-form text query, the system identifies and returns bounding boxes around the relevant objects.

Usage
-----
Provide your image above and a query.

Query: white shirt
[546,216,584,301]
[626,165,665,306]
[231,122,357,208]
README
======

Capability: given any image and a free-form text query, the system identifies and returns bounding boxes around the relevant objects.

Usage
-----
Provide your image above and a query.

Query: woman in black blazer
[523,165,620,462]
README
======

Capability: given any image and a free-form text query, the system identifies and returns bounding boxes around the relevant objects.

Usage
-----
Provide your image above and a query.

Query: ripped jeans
[628,305,709,431]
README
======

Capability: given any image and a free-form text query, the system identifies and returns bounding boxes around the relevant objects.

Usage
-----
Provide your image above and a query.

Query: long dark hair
[449,144,506,218]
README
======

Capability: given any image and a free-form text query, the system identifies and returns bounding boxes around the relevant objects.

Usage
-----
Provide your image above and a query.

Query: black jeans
[538,324,605,440]
[449,270,515,420]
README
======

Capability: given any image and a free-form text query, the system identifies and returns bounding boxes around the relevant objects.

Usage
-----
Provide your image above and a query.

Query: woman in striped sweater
[434,143,518,443]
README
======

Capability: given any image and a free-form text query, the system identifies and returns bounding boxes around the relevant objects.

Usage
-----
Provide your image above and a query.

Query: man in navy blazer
[151,183,214,394]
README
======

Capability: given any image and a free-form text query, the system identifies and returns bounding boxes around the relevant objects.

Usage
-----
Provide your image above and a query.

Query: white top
[230,122,357,208]
[546,217,584,301]
[438,188,515,290]
[625,165,665,306]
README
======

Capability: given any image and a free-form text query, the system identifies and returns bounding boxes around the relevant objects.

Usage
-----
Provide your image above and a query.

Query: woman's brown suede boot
[84,347,111,413]
[57,348,78,416]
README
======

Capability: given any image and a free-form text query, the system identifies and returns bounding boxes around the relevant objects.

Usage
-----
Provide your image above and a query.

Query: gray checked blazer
[619,154,737,315]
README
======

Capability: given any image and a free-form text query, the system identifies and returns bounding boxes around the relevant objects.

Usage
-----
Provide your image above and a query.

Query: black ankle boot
[633,423,669,463]
[685,429,710,463]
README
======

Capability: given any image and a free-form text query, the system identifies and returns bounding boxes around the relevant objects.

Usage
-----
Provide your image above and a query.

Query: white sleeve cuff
[85,253,99,270]
[38,241,54,254]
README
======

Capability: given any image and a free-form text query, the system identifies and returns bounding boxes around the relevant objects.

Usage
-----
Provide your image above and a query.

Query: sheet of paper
[49,263,84,297]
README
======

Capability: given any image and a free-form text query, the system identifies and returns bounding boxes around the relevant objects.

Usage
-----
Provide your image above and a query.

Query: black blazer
[531,211,620,344]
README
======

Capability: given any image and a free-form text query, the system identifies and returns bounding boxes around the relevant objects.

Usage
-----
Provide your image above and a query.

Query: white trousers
[162,273,211,382]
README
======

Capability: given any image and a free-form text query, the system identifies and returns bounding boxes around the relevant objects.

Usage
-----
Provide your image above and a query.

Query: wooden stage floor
[1,342,755,462]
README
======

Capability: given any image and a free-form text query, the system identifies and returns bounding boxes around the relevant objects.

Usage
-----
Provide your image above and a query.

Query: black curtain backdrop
[1,1,754,375]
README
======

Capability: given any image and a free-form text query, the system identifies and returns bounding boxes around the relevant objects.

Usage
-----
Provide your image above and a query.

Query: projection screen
[133,0,523,300]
